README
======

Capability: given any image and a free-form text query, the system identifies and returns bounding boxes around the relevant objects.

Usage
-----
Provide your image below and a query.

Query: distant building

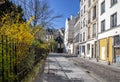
[46,28,65,53]
[74,12,80,56]
[64,16,75,54]
[46,28,54,41]
[54,28,65,53]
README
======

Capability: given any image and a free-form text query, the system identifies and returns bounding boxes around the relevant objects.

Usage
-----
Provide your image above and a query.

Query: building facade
[64,0,120,64]
[98,0,120,63]
[86,0,98,58]
[74,13,80,55]
[79,0,88,57]
[64,16,75,54]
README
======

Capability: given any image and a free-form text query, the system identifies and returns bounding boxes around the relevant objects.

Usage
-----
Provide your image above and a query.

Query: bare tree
[18,0,61,27]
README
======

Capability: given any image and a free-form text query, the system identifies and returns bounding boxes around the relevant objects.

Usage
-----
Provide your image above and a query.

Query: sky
[48,0,80,29]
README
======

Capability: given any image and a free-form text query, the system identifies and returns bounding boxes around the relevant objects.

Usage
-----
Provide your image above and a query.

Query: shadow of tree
[43,72,84,82]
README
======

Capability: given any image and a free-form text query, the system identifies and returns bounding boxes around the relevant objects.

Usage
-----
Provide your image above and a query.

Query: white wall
[64,16,75,54]
[98,0,120,39]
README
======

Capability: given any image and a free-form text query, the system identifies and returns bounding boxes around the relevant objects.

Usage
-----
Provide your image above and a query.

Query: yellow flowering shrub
[0,14,35,65]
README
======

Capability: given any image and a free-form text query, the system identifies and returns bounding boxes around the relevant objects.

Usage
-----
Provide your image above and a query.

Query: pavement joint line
[54,57,72,81]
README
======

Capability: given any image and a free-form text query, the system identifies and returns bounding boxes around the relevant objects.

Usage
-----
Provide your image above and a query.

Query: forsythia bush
[0,14,34,44]
[0,14,34,64]
[0,14,48,81]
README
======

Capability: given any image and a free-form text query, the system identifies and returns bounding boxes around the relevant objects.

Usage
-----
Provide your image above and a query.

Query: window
[81,0,83,6]
[80,34,82,42]
[81,9,83,17]
[111,13,117,28]
[84,5,86,13]
[79,22,81,29]
[88,11,91,24]
[101,0,105,14]
[88,0,91,7]
[114,35,120,46]
[101,20,105,32]
[75,34,79,43]
[93,23,96,37]
[88,27,90,39]
[111,0,117,6]
[83,18,85,27]
[83,32,85,41]
[93,6,96,19]
[81,21,83,29]
[82,46,85,53]
[87,44,90,54]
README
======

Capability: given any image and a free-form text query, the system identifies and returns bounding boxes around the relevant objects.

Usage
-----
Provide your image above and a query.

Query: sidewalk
[78,57,120,70]
[34,53,99,82]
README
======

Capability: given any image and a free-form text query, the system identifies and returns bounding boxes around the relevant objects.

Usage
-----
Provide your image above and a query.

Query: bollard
[108,61,110,65]
[96,56,99,62]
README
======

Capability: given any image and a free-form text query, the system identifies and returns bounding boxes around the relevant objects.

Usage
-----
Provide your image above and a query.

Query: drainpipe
[107,37,110,65]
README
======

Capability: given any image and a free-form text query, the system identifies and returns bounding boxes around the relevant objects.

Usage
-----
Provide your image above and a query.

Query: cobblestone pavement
[69,57,120,82]
[34,53,99,82]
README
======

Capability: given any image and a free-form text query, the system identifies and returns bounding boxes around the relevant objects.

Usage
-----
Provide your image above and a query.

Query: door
[115,48,120,63]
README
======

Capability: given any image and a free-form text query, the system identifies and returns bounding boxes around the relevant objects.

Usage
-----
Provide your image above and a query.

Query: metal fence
[0,35,47,82]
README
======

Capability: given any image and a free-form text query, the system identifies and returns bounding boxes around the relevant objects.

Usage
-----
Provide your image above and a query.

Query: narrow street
[34,53,99,82]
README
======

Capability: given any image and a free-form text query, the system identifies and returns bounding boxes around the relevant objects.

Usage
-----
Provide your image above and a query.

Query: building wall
[108,37,113,62]
[98,0,120,62]
[98,27,120,39]
[64,16,75,54]
[79,0,98,58]
[98,0,120,34]
[79,0,88,57]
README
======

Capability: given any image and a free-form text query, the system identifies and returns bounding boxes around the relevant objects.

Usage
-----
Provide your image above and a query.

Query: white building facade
[86,0,98,58]
[79,0,88,57]
[98,0,120,63]
[74,13,80,55]
[64,16,75,54]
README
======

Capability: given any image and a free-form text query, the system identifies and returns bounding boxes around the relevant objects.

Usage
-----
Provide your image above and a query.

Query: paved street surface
[69,57,120,82]
[34,53,99,82]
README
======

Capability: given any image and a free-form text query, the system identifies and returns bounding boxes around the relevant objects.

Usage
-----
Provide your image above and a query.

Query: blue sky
[48,0,80,29]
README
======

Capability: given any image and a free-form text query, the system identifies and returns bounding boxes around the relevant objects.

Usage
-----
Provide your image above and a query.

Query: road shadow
[48,53,77,58]
[42,72,84,82]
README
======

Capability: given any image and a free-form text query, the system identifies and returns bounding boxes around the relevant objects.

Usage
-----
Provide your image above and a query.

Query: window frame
[101,20,105,32]
[111,0,117,7]
[101,0,105,15]
[110,12,117,28]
